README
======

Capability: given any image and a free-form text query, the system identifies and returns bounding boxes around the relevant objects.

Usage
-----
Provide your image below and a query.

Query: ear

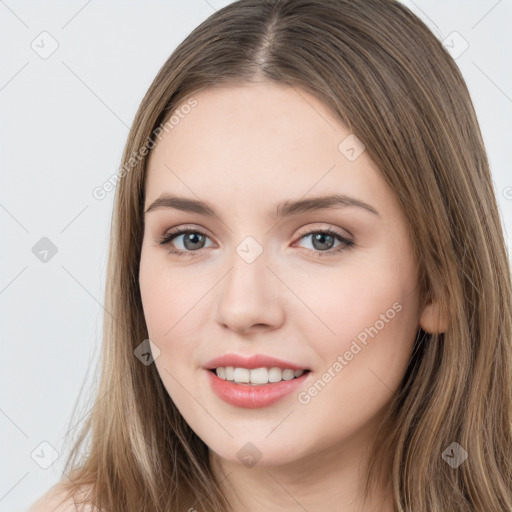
[419,300,450,334]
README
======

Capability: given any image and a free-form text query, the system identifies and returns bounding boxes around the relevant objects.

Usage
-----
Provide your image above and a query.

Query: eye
[157,226,213,257]
[293,227,354,257]
[157,225,355,258]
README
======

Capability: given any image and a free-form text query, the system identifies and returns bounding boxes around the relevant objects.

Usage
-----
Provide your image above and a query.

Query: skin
[139,82,447,512]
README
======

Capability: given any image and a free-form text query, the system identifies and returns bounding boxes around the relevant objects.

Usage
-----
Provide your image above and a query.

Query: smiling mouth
[208,367,311,385]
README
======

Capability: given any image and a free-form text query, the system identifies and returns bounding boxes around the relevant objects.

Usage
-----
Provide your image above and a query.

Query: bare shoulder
[27,483,95,512]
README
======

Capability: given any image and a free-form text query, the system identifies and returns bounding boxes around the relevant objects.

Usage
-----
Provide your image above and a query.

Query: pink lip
[202,353,308,371]
[205,369,310,409]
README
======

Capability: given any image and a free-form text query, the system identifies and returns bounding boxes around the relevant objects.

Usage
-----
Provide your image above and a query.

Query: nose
[215,248,285,336]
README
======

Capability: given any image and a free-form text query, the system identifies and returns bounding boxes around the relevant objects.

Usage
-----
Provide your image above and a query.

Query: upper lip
[203,353,309,371]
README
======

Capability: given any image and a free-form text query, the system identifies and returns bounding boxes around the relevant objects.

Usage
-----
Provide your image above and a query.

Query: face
[139,82,422,467]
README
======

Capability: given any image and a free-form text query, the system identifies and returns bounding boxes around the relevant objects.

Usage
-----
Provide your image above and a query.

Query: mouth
[202,354,312,407]
[205,366,312,408]
[208,367,311,386]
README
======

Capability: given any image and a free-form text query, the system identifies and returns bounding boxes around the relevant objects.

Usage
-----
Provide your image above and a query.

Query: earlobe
[419,301,450,333]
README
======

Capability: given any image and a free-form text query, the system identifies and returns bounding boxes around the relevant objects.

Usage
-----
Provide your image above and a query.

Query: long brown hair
[56,1,512,510]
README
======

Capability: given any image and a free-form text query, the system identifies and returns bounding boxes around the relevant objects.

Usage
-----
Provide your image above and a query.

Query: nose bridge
[215,234,283,332]
[224,236,271,304]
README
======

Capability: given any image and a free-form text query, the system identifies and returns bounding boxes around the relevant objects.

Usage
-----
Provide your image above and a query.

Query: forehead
[145,83,390,216]
[151,82,344,166]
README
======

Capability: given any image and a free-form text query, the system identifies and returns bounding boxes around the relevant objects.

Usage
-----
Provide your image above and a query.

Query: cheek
[139,252,199,405]
[139,248,210,384]
[292,268,419,441]
[139,247,201,341]
[139,255,171,340]
[296,250,419,378]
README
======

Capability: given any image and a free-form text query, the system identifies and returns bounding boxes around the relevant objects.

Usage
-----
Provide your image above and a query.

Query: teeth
[282,369,295,381]
[268,367,282,382]
[233,367,250,383]
[214,366,305,385]
[225,366,235,380]
[250,367,268,384]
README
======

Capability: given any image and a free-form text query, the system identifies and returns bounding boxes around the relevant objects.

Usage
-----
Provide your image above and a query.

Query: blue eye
[294,228,354,256]
[158,226,354,258]
[158,228,212,257]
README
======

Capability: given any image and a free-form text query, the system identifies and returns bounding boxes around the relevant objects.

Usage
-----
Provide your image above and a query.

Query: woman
[29,0,512,510]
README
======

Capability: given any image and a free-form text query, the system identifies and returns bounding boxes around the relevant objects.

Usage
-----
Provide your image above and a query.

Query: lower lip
[205,369,310,408]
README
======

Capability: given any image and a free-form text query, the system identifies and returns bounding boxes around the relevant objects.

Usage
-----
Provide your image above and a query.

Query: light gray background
[1,1,511,510]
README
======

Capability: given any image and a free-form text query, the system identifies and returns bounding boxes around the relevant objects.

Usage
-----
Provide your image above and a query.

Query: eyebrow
[144,193,380,218]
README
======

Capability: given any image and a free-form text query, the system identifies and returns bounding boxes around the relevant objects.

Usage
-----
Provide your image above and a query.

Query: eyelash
[157,225,355,259]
